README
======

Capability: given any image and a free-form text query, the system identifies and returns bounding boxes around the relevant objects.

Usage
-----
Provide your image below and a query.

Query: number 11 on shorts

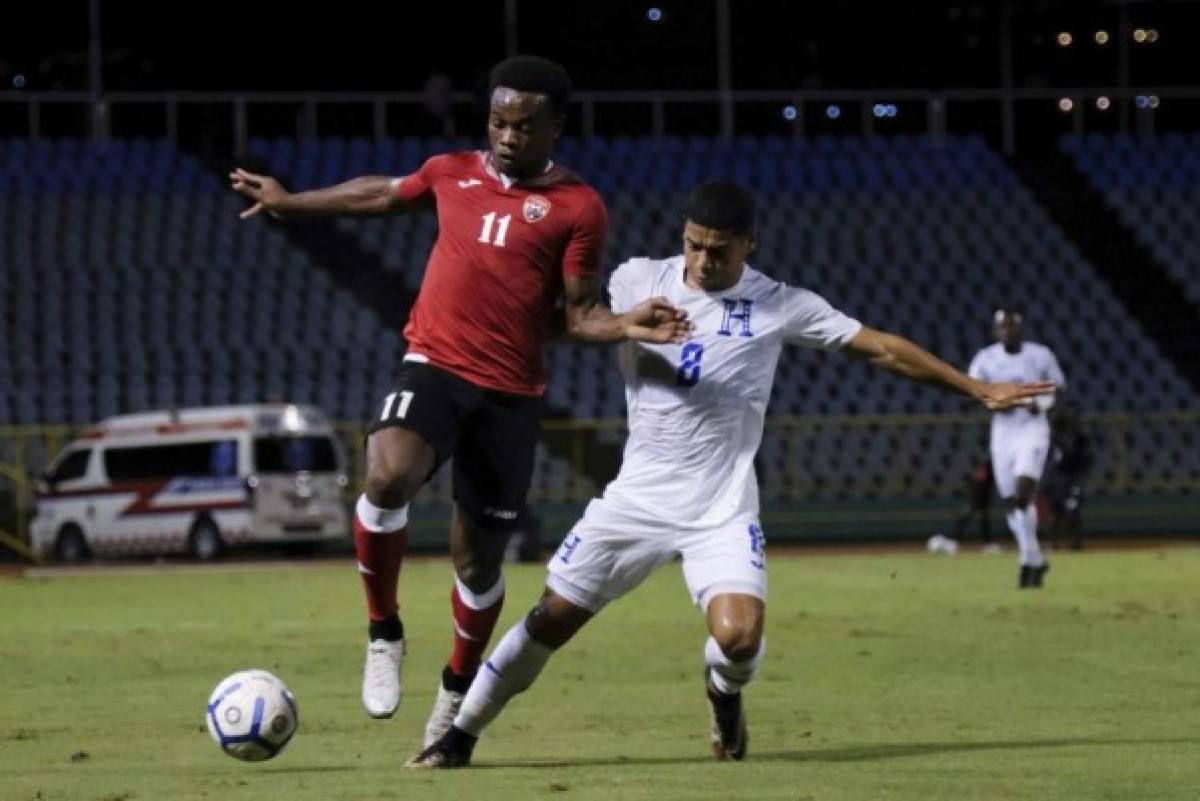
[380,391,415,421]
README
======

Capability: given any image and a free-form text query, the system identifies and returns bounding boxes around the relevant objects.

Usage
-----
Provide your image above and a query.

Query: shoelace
[366,647,397,688]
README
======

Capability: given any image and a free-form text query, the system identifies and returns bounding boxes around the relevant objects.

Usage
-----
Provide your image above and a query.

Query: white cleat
[423,685,466,747]
[362,639,405,719]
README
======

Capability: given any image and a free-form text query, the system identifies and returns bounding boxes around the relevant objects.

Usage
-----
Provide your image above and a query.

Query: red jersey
[392,151,608,396]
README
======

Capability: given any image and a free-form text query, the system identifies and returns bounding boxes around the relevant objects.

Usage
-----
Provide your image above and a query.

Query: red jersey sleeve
[561,191,608,280]
[391,156,443,204]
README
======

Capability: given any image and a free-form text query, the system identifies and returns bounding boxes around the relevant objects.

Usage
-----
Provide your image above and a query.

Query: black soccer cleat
[1019,562,1050,589]
[404,725,477,770]
[706,670,749,761]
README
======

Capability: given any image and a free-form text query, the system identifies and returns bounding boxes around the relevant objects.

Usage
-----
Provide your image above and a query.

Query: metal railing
[2,87,1195,156]
[3,410,1196,540]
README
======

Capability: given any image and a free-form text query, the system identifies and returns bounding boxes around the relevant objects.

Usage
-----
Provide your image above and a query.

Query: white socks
[355,494,409,533]
[705,636,765,695]
[1006,504,1045,567]
[453,621,552,736]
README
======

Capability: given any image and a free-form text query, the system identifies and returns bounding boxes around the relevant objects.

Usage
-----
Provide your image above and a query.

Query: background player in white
[408,182,1056,767]
[968,310,1066,588]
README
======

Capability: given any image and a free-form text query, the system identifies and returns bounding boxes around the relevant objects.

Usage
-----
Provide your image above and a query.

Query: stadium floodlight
[1058,97,1074,112]
[782,105,798,121]
[647,7,663,22]
[1133,28,1148,43]
[1094,30,1110,45]
[1135,95,1149,109]
[825,104,842,120]
[1095,96,1111,111]
[1148,95,1160,109]
[1056,32,1073,47]
[1146,29,1159,43]
[872,104,886,118]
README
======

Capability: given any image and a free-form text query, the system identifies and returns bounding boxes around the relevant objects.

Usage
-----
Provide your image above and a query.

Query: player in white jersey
[968,310,1066,588]
[407,182,1056,768]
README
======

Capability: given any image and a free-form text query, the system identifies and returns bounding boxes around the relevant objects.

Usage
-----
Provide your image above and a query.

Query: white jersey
[603,256,862,529]
[968,341,1066,442]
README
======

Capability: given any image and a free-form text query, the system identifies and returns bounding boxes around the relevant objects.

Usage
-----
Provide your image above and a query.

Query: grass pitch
[3,546,1199,800]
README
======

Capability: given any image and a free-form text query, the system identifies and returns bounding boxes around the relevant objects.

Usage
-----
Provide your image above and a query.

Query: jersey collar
[479,151,564,189]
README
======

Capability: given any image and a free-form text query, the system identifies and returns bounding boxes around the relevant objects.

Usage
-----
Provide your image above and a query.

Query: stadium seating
[247,134,1197,417]
[0,138,408,427]
[3,135,1197,500]
[1061,132,1200,308]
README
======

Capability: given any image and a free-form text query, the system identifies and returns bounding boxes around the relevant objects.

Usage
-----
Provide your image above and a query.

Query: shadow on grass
[472,735,1200,770]
[256,765,359,774]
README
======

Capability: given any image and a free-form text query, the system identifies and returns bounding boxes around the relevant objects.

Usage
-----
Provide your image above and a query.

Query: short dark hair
[489,55,572,115]
[685,181,756,235]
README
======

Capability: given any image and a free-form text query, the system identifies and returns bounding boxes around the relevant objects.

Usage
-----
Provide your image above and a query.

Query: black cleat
[1019,563,1050,589]
[705,670,748,761]
[404,725,476,769]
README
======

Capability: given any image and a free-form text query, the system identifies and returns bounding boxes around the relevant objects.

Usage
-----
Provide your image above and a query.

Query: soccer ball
[926,534,960,556]
[205,669,298,761]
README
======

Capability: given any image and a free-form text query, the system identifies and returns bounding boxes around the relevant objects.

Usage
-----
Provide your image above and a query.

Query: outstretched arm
[843,326,1056,410]
[560,275,692,345]
[229,169,415,219]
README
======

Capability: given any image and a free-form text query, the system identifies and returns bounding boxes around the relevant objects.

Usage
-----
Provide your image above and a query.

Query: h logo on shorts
[748,524,766,570]
[557,533,583,565]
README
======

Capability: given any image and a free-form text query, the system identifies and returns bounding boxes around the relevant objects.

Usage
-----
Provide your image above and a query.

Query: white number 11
[478,212,511,247]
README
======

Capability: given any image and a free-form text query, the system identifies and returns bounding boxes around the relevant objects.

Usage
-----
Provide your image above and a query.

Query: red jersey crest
[523,194,551,223]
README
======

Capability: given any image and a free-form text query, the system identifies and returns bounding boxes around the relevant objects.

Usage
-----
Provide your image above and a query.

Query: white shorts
[990,431,1049,498]
[546,497,768,614]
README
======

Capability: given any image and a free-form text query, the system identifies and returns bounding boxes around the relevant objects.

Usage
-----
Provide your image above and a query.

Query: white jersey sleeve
[968,350,989,382]
[1035,346,1066,412]
[1043,347,1066,388]
[782,286,862,351]
[606,258,649,315]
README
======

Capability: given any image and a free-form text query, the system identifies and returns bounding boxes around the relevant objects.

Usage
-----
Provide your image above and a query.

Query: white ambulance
[30,404,351,561]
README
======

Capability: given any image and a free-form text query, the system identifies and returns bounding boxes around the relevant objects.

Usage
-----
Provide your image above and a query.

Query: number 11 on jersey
[479,212,511,247]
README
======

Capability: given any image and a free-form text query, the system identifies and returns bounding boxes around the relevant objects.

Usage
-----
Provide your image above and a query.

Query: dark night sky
[3,0,1198,94]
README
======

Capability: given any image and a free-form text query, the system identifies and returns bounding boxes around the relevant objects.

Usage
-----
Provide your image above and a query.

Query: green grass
[3,548,1199,800]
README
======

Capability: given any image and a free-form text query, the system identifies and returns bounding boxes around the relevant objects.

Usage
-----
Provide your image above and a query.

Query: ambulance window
[49,449,91,483]
[105,440,240,481]
[254,436,338,473]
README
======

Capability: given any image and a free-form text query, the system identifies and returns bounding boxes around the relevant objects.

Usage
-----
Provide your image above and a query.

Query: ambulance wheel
[54,524,91,563]
[188,517,225,561]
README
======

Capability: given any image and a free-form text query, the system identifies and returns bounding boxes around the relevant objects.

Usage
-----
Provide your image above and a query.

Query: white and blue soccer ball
[205,669,298,761]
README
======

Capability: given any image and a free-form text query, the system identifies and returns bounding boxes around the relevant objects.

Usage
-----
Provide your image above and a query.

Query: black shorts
[368,360,540,532]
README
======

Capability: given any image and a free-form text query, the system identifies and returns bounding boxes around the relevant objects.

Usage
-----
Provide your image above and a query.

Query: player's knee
[1010,490,1034,509]
[364,435,433,508]
[364,462,421,509]
[707,595,764,661]
[712,626,762,663]
[525,592,591,650]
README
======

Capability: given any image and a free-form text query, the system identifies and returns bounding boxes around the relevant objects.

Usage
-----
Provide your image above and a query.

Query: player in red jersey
[230,56,691,748]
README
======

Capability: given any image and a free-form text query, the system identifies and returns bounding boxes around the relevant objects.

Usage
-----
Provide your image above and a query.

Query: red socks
[353,495,409,626]
[447,576,505,680]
